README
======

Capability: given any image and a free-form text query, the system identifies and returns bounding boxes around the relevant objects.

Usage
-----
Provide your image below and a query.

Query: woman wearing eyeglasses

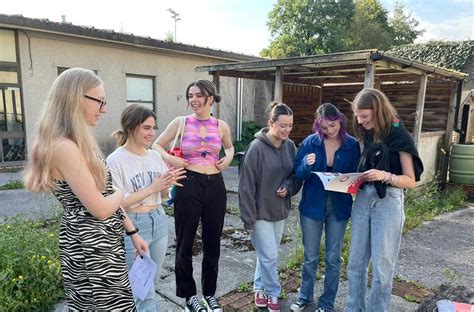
[24,68,148,311]
[152,80,234,312]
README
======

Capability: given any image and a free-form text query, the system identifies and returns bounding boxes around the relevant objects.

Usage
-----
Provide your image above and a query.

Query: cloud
[417,16,473,42]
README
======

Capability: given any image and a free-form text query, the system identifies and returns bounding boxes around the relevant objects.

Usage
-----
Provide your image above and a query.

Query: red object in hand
[167,147,183,158]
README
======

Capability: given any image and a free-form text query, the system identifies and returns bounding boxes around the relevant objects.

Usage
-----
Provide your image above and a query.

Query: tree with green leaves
[390,2,425,46]
[261,0,354,58]
[261,0,425,58]
[344,0,393,51]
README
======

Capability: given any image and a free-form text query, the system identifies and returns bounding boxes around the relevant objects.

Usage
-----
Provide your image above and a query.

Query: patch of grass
[404,180,467,233]
[237,282,252,293]
[443,267,461,284]
[226,204,240,216]
[404,294,420,303]
[0,166,23,173]
[0,216,64,311]
[282,221,304,271]
[0,180,24,190]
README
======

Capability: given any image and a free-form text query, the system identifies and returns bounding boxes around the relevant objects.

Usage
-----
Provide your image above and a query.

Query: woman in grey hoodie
[238,102,302,312]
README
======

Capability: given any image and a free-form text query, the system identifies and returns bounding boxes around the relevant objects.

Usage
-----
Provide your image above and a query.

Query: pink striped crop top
[181,116,222,165]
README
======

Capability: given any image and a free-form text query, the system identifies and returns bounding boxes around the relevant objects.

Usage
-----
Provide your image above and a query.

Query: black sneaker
[185,296,206,312]
[290,300,309,311]
[202,295,222,312]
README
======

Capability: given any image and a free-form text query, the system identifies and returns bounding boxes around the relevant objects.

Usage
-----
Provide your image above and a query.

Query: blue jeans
[345,185,404,312]
[125,207,169,312]
[251,219,285,298]
[298,197,348,310]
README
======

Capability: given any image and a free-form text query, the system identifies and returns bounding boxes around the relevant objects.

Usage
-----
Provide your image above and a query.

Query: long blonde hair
[24,68,107,192]
[352,88,397,143]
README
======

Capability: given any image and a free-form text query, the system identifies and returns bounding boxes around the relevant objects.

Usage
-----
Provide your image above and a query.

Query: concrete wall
[418,131,444,185]
[16,30,242,155]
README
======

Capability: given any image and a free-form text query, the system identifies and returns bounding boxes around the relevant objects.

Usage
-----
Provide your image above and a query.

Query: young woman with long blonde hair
[24,68,147,311]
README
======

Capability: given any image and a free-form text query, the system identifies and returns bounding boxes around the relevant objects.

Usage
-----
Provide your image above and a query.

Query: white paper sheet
[128,254,157,301]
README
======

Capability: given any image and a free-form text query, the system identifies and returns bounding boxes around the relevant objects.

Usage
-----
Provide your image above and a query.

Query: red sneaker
[267,296,281,312]
[254,290,267,308]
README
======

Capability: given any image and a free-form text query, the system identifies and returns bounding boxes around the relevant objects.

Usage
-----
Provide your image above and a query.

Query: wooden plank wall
[282,84,320,144]
[281,81,452,145]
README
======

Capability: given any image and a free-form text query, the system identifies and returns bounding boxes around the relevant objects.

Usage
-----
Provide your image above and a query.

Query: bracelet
[125,227,139,236]
[390,175,399,186]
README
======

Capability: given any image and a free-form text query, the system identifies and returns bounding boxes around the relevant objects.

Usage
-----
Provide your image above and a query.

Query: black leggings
[173,169,227,298]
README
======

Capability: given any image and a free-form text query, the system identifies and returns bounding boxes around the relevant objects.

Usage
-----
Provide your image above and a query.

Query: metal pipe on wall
[236,78,243,141]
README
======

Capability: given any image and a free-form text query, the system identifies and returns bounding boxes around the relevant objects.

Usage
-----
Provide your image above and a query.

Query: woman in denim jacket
[291,103,359,312]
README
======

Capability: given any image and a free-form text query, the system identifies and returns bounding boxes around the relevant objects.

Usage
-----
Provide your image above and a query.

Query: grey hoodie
[238,127,302,230]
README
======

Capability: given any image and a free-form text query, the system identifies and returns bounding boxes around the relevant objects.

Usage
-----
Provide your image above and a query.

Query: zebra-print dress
[53,172,136,311]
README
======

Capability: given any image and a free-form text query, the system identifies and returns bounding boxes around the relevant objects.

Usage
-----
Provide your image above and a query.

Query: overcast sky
[1,0,473,56]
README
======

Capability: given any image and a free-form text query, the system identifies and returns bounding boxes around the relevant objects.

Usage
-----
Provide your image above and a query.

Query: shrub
[0,180,24,190]
[0,216,63,311]
[233,121,264,153]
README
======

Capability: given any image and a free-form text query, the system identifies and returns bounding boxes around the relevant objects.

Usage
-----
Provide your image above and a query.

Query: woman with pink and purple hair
[290,103,360,312]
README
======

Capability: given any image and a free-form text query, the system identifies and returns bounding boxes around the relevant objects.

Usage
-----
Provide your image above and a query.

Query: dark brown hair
[112,104,156,146]
[185,80,222,104]
[267,101,293,122]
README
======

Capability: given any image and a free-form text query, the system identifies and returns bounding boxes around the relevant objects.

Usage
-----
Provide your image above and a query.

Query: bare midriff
[186,164,221,175]
[126,204,159,214]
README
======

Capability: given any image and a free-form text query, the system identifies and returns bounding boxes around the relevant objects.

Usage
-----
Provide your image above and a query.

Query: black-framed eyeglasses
[84,95,107,110]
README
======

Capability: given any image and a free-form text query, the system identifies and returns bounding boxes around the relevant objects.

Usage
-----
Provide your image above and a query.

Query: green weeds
[0,216,64,311]
[404,181,466,233]
[0,180,24,190]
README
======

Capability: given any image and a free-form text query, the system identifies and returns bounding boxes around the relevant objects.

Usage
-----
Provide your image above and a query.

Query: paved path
[1,167,473,311]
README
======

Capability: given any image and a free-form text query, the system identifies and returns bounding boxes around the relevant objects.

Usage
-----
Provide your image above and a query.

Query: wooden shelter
[196,50,467,185]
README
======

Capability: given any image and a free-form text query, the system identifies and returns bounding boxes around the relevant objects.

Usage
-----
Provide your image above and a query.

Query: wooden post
[364,63,375,88]
[439,81,459,186]
[317,81,323,107]
[274,66,284,102]
[213,73,220,118]
[413,74,427,145]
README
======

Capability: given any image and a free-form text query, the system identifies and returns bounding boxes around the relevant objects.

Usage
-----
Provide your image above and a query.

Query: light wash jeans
[251,219,285,298]
[125,207,169,312]
[298,197,348,310]
[345,185,404,312]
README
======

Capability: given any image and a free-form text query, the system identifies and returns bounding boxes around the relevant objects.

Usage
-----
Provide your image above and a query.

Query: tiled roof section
[0,13,262,62]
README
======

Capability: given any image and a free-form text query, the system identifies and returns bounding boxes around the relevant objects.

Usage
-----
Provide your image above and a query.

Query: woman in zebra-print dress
[24,68,148,311]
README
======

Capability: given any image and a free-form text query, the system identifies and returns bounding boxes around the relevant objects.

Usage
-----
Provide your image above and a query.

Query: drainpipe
[453,80,463,136]
[236,78,243,141]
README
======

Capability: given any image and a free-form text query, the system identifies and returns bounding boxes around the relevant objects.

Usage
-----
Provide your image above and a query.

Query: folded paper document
[312,172,366,194]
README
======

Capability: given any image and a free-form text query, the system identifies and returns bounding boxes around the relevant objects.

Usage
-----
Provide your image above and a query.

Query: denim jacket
[294,134,360,221]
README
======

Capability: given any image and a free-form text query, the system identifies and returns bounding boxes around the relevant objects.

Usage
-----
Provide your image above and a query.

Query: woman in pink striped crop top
[152,80,234,311]
[180,115,222,166]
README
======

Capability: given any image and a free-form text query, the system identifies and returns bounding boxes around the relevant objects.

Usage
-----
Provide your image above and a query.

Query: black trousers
[173,169,227,298]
